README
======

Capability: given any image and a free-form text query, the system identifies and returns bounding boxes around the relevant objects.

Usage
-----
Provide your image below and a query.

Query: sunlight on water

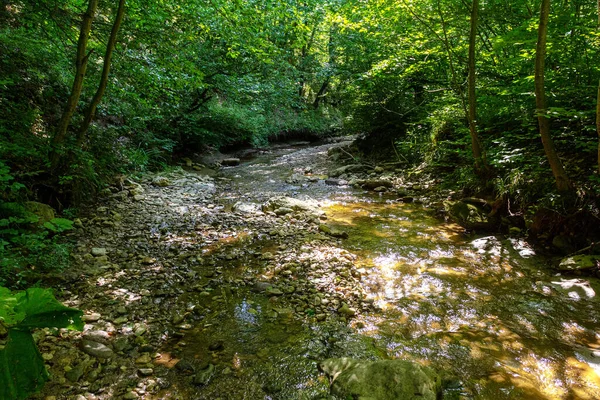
[324,200,600,399]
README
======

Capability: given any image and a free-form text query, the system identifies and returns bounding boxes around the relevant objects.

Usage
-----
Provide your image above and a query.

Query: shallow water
[158,143,600,399]
[324,200,600,399]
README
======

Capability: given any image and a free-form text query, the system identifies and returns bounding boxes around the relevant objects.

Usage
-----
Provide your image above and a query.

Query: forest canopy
[1,0,599,235]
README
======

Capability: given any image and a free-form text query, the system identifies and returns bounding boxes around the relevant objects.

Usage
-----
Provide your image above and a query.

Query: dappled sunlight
[321,199,600,398]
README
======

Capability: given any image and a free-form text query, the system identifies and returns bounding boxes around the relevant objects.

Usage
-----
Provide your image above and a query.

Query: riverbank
[35,140,600,399]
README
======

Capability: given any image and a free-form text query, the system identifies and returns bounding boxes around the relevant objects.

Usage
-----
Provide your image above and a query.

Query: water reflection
[325,201,600,399]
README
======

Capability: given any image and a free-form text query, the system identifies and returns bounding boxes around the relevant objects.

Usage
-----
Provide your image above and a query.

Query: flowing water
[159,143,600,399]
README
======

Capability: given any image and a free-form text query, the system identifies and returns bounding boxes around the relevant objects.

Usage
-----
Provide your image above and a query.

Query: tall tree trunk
[77,0,126,147]
[534,0,572,191]
[468,0,485,172]
[50,0,98,167]
[597,0,600,174]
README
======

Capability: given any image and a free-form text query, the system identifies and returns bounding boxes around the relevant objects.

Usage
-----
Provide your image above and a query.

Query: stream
[41,141,600,400]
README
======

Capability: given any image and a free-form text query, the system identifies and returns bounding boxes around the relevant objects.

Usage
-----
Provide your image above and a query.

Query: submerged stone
[558,255,599,272]
[319,358,441,400]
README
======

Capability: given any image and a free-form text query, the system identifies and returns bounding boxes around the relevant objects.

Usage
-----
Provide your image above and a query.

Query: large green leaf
[0,329,49,400]
[15,288,83,331]
[0,287,25,326]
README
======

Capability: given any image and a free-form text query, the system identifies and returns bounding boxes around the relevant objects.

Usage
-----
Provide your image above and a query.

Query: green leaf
[0,329,49,400]
[15,289,83,331]
[0,288,25,326]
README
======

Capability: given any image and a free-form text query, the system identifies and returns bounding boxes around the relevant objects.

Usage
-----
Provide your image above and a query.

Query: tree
[468,0,485,173]
[534,0,572,191]
[597,0,600,173]
[77,0,126,147]
[49,0,98,168]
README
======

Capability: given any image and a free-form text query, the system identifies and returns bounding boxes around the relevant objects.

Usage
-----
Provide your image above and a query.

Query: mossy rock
[24,201,55,224]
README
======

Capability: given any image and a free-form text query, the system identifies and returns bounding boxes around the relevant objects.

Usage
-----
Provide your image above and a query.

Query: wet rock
[81,340,114,359]
[175,359,195,373]
[319,224,349,239]
[374,166,385,173]
[138,368,154,376]
[91,248,107,257]
[253,282,273,292]
[221,158,241,166]
[192,363,215,386]
[266,287,284,296]
[330,164,367,177]
[319,358,441,400]
[338,303,356,317]
[152,176,171,187]
[65,364,85,382]
[445,198,499,231]
[373,186,388,192]
[558,255,599,272]
[262,196,323,217]
[208,340,225,351]
[232,202,260,214]
[136,354,153,364]
[361,180,393,191]
[325,178,348,186]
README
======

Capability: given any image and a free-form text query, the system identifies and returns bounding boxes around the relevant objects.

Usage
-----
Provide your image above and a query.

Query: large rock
[232,202,261,214]
[262,196,323,217]
[445,198,499,231]
[152,176,171,187]
[25,201,55,224]
[360,179,393,191]
[319,358,441,400]
[558,255,599,272]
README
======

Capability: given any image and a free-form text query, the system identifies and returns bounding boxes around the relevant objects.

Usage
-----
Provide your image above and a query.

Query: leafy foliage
[0,287,83,400]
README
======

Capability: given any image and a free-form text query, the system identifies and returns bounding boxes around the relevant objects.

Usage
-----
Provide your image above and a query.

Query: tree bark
[534,0,572,191]
[77,0,126,147]
[597,0,600,174]
[468,0,485,172]
[50,0,98,167]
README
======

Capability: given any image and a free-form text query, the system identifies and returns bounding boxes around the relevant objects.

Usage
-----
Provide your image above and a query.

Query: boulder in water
[319,358,441,400]
[445,198,499,231]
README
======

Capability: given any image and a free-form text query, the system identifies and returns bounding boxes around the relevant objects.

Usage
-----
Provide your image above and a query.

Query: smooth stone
[138,368,154,376]
[91,248,107,257]
[81,340,114,359]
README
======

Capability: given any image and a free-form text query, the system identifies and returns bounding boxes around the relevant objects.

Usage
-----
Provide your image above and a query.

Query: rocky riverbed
[35,140,600,399]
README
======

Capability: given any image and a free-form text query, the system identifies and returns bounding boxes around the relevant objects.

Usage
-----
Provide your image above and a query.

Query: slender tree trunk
[597,0,600,173]
[50,0,98,167]
[534,0,572,191]
[77,0,126,147]
[468,0,485,172]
